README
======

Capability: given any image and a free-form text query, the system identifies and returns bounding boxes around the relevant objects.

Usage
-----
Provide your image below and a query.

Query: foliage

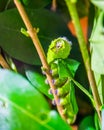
[0,0,103,129]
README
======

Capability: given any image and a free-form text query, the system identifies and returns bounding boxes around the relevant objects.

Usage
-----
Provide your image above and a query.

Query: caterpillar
[46,37,79,124]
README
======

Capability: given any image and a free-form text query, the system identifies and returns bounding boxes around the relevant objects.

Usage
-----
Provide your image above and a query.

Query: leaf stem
[65,0,102,120]
[71,78,95,107]
[14,0,68,123]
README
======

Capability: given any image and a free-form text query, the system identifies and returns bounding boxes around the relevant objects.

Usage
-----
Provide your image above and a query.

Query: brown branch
[0,54,10,69]
[51,0,57,12]
[14,0,67,122]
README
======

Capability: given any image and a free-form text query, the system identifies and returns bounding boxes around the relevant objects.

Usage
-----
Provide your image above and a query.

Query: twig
[14,0,67,122]
[51,0,57,12]
[0,54,10,69]
[65,0,102,121]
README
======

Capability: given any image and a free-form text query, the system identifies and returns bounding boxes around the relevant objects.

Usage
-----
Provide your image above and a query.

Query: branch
[65,0,101,121]
[14,0,67,122]
[51,0,57,11]
[0,54,10,69]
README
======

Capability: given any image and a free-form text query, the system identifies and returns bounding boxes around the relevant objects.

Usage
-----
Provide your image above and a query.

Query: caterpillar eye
[56,41,63,49]
[50,41,62,51]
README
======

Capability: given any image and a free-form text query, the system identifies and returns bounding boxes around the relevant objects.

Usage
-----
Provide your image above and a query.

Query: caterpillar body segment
[46,37,79,124]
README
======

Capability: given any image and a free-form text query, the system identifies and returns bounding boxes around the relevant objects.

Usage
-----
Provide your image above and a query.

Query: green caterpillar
[47,37,79,124]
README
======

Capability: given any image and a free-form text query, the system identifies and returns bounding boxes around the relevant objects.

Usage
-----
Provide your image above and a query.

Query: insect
[46,37,79,124]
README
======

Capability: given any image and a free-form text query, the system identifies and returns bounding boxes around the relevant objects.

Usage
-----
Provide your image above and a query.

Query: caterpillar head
[47,37,72,64]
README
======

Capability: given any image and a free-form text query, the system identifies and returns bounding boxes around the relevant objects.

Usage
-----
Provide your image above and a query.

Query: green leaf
[46,110,72,130]
[21,0,51,9]
[78,116,95,130]
[93,71,104,104]
[25,67,53,99]
[58,59,80,78]
[0,69,52,130]
[0,8,71,65]
[58,59,71,78]
[91,0,104,10]
[0,69,71,130]
[90,11,104,74]
[0,0,7,11]
[94,112,101,130]
[22,0,30,6]
[65,59,80,76]
[70,82,78,114]
[102,106,104,130]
